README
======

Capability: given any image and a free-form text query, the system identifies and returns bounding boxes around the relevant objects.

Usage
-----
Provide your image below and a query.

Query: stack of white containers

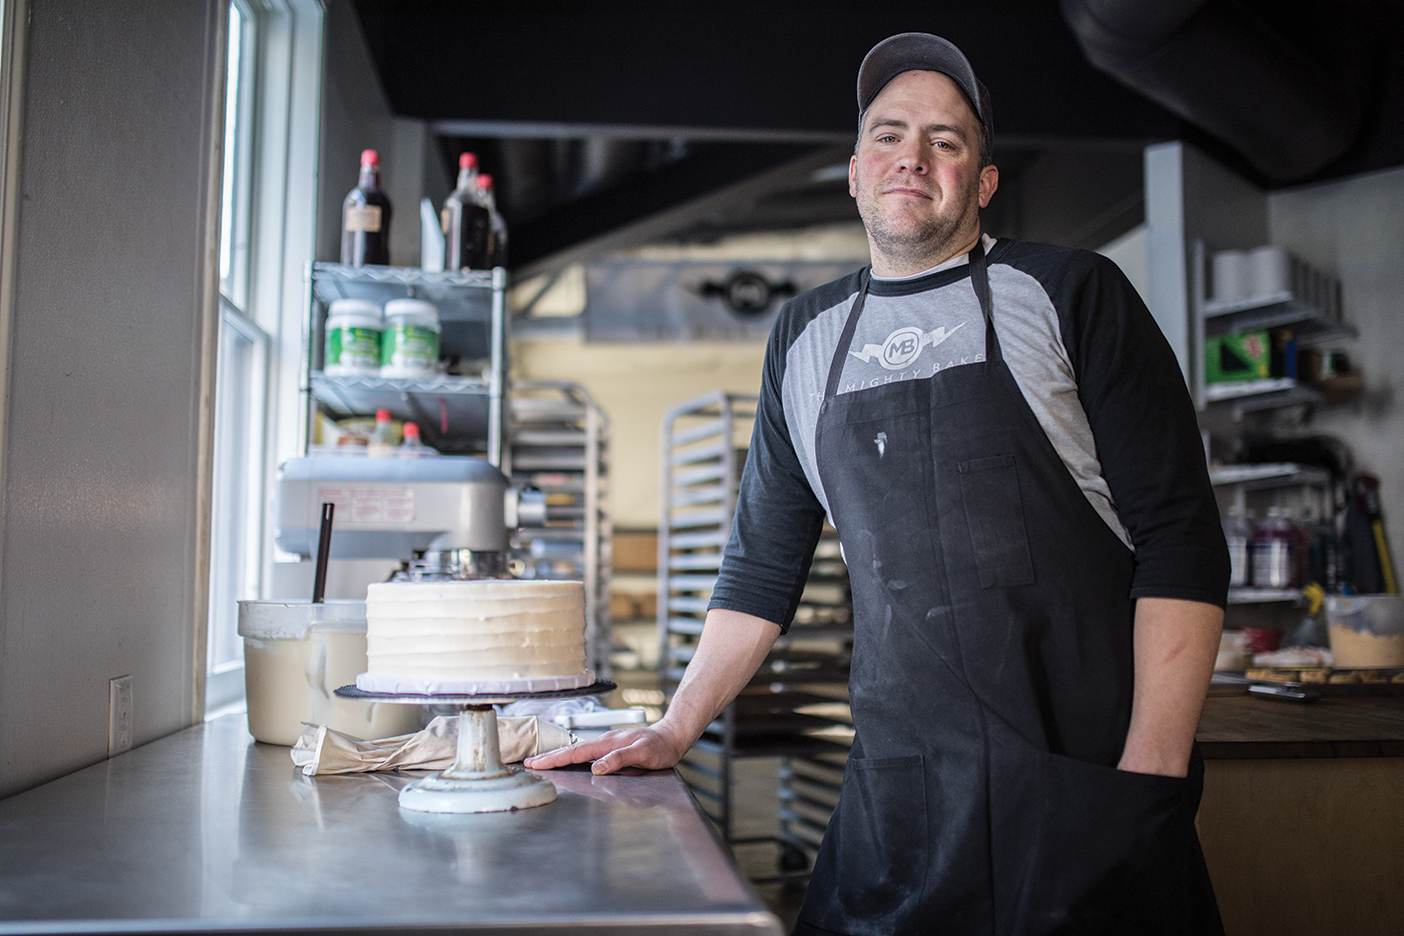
[323,297,440,379]
[1209,244,1340,320]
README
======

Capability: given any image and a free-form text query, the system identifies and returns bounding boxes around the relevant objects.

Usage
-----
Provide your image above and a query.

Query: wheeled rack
[508,380,612,678]
[658,391,853,879]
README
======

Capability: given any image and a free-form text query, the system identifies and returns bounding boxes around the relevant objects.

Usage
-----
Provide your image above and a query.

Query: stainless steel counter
[0,714,783,934]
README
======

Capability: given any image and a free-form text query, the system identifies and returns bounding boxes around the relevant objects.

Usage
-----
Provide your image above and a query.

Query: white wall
[1097,222,1149,302]
[0,0,224,797]
[1268,166,1404,566]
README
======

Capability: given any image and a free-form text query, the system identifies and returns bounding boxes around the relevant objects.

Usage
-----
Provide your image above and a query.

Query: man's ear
[978,164,999,209]
[849,155,859,199]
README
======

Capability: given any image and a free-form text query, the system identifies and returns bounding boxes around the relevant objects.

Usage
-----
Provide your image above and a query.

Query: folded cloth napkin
[290,715,575,777]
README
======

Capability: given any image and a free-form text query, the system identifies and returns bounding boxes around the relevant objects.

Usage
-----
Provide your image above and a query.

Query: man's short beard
[858,177,980,268]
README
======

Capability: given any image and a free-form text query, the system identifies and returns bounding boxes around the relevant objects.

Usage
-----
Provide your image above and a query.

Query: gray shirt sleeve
[707,301,827,632]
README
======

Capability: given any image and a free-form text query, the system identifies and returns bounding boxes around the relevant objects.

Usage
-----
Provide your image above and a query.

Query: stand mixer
[275,455,547,593]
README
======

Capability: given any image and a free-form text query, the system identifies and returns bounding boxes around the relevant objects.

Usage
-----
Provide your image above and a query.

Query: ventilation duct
[1060,0,1365,182]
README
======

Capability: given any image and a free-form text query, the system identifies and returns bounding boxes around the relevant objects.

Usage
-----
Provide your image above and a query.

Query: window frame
[205,0,324,716]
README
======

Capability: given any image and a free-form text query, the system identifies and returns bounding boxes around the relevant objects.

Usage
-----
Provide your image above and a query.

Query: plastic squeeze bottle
[367,408,398,457]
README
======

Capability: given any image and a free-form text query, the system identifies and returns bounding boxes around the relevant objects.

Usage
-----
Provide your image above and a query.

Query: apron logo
[850,323,965,370]
[875,431,887,457]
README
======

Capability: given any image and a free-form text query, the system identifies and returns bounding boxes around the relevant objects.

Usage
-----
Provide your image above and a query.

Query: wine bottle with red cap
[341,149,392,266]
[442,152,491,271]
[477,173,508,268]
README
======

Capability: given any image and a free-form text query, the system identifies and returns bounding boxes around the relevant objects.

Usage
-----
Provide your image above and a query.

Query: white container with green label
[323,298,383,376]
[380,298,440,378]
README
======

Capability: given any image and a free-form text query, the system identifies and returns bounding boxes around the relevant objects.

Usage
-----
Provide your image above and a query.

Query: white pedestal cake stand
[334,680,616,814]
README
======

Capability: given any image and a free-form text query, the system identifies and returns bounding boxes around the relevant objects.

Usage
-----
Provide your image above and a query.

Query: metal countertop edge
[0,910,783,935]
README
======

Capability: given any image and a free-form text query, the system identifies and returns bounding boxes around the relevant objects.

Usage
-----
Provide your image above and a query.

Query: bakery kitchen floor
[728,755,809,931]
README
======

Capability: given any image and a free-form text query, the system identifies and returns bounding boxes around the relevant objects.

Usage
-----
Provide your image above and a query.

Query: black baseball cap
[857,33,993,138]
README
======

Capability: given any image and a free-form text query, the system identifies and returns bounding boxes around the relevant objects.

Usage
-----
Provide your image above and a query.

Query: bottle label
[1251,540,1293,588]
[326,326,381,370]
[382,325,439,373]
[345,204,382,233]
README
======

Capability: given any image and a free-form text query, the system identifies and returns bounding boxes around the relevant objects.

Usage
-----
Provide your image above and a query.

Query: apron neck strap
[968,236,1004,368]
[823,268,870,402]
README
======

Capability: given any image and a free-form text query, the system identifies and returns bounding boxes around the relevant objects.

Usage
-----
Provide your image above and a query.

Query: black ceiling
[351,0,1404,271]
[355,1,1189,140]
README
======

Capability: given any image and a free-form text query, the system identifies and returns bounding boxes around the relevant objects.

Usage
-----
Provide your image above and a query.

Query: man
[528,32,1228,935]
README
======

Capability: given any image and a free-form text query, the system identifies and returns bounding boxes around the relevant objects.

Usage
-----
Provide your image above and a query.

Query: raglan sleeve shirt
[708,244,1229,634]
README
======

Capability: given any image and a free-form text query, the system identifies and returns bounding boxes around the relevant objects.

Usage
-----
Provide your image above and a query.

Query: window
[206,0,324,716]
[207,0,266,714]
[219,1,254,307]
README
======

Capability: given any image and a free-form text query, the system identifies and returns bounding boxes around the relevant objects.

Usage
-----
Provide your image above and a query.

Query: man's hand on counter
[525,721,691,775]
[527,608,783,776]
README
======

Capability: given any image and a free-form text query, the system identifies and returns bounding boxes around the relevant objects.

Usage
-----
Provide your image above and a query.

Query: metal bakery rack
[659,391,853,880]
[506,380,613,679]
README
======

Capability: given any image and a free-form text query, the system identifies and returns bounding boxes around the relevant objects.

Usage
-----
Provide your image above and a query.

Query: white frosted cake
[357,579,592,694]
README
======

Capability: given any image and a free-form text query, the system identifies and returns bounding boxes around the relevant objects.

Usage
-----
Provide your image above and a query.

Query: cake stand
[334,680,616,814]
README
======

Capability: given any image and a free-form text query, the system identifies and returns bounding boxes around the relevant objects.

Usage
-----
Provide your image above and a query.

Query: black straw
[311,502,335,603]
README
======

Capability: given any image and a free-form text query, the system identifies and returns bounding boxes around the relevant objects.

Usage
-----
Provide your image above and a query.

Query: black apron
[794,240,1222,936]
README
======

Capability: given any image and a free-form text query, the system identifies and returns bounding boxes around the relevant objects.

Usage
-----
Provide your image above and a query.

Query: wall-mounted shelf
[1191,241,1360,419]
[1227,587,1303,605]
[1204,292,1355,346]
[1209,463,1332,489]
[1204,378,1323,416]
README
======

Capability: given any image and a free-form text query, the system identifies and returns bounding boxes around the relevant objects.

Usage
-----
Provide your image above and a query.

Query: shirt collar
[870,233,997,282]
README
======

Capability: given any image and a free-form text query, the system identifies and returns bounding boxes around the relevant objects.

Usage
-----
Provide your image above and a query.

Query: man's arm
[1117,596,1222,778]
[524,608,781,774]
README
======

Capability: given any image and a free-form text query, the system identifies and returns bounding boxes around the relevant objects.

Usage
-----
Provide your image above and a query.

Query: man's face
[849,70,998,265]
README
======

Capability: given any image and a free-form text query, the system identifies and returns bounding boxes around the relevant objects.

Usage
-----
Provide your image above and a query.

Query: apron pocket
[1029,753,1214,935]
[958,454,1035,587]
[801,753,928,935]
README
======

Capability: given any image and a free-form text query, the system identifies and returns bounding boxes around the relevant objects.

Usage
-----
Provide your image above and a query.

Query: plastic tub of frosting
[1325,595,1404,668]
[237,599,423,746]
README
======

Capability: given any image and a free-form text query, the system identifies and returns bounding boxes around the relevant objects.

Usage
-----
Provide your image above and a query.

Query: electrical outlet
[109,676,132,756]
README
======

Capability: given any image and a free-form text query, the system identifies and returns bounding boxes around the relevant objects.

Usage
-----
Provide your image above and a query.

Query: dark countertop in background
[1198,691,1404,758]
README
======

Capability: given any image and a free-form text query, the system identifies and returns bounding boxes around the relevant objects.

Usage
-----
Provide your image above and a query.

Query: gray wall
[1145,141,1269,386]
[0,0,223,797]
[1268,167,1404,566]
[317,0,450,268]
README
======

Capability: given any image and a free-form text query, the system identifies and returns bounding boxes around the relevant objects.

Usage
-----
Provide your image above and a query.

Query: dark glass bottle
[341,149,392,266]
[477,173,508,268]
[442,152,491,271]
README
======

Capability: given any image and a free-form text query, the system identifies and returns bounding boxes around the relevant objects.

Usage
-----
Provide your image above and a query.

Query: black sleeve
[1057,252,1230,608]
[707,309,827,633]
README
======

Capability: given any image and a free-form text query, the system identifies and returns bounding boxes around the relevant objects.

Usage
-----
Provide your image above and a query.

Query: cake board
[334,680,616,814]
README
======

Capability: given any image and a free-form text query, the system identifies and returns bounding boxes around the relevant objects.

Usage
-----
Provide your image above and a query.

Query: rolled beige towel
[290,715,575,777]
